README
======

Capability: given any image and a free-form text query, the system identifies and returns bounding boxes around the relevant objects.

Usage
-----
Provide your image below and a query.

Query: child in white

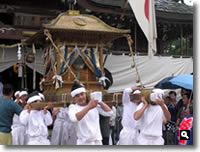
[11,114,26,145]
[68,103,113,145]
[134,89,171,145]
[14,91,20,103]
[118,88,141,145]
[18,91,28,105]
[68,82,113,145]
[11,91,26,145]
[51,107,77,145]
[19,95,53,145]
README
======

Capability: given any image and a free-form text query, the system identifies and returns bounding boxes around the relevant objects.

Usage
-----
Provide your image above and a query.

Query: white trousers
[76,139,102,145]
[27,136,51,145]
[118,127,138,145]
[61,121,77,145]
[51,118,77,145]
[51,118,65,145]
[137,133,164,145]
[11,125,25,145]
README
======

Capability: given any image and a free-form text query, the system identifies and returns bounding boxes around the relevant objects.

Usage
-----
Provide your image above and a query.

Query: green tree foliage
[163,38,193,56]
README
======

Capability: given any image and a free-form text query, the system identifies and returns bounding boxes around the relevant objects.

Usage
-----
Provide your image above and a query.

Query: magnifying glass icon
[181,131,189,139]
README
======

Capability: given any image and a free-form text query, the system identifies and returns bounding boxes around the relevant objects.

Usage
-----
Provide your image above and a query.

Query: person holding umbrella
[176,93,193,127]
[174,88,191,124]
[168,74,193,124]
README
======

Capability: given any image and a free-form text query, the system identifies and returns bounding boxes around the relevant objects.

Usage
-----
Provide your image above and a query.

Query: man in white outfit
[134,89,171,145]
[68,81,113,145]
[20,94,53,145]
[118,87,141,145]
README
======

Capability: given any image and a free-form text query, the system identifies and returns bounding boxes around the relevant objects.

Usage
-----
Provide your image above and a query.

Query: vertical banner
[128,0,157,58]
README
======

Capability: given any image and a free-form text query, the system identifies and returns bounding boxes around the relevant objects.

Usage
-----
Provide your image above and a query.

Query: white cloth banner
[104,55,193,93]
[128,0,157,58]
[0,48,44,74]
[0,48,18,72]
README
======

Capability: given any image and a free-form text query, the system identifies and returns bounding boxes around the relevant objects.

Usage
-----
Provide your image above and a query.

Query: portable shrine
[25,10,137,107]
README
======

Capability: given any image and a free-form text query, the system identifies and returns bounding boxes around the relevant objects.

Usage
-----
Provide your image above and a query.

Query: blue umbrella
[154,76,179,89]
[169,74,193,90]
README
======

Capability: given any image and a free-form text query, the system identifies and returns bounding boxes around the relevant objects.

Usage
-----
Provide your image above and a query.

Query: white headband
[71,87,86,98]
[27,95,42,104]
[38,93,45,100]
[14,91,20,97]
[19,91,28,97]
[133,90,141,95]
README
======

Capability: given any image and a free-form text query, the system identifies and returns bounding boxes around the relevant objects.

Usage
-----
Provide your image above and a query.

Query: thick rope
[125,34,144,88]
[0,43,20,48]
[44,29,78,81]
[117,1,129,28]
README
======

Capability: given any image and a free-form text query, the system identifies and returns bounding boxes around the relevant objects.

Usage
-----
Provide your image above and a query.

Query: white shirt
[135,103,166,136]
[110,106,116,126]
[56,107,69,120]
[121,88,138,129]
[51,107,77,145]
[12,114,21,126]
[68,103,113,142]
[20,110,53,137]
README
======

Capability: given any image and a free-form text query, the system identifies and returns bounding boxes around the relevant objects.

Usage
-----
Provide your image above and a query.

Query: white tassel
[17,44,22,60]
[32,44,36,54]
[53,75,64,89]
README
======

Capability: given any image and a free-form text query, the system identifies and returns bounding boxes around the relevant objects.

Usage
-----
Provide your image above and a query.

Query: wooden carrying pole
[29,93,123,108]
[29,89,153,108]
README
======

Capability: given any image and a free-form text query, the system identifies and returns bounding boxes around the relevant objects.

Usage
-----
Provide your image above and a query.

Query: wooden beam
[0,28,23,40]
[180,24,183,56]
[64,43,97,48]
[23,31,37,36]
[30,102,68,108]
[29,89,153,108]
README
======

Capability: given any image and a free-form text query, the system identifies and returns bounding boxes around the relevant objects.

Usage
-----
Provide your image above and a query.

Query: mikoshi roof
[25,10,130,45]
